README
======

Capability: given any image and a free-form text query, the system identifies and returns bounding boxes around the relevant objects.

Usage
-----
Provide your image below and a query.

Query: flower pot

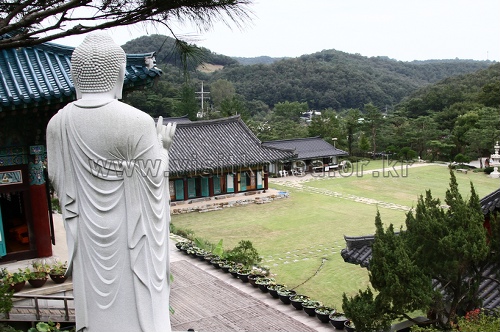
[9,281,26,293]
[330,313,348,330]
[303,306,317,316]
[290,295,309,310]
[221,265,232,273]
[267,284,284,298]
[237,273,249,282]
[258,283,269,292]
[344,320,356,332]
[229,270,239,278]
[210,259,222,268]
[278,290,296,304]
[314,306,334,323]
[28,277,47,288]
[49,273,68,284]
[248,274,264,287]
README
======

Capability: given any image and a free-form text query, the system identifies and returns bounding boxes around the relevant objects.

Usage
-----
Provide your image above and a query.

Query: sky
[59,0,500,62]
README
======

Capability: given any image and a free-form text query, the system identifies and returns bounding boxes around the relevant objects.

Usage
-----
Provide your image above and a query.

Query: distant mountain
[121,34,495,113]
[396,62,500,117]
[232,56,288,65]
[209,49,493,111]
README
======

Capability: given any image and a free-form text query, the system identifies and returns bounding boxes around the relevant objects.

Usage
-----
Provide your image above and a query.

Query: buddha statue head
[71,32,126,100]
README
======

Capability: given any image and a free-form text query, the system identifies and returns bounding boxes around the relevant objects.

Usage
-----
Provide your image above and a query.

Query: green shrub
[225,240,262,267]
[484,166,494,174]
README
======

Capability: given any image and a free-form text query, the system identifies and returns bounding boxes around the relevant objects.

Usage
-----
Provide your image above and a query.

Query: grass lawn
[171,164,499,310]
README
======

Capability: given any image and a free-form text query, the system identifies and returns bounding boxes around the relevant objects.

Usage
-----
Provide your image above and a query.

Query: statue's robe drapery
[47,99,170,332]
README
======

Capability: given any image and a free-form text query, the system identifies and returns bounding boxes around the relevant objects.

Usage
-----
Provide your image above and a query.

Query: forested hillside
[211,50,492,110]
[121,35,492,114]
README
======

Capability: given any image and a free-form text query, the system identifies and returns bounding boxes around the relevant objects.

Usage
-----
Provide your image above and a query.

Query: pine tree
[343,171,494,330]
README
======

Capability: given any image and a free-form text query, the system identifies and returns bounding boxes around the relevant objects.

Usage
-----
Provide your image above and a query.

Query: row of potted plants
[176,241,355,331]
[1,260,68,293]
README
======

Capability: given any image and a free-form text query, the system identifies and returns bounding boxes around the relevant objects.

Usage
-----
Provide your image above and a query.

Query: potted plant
[195,248,208,261]
[315,306,335,323]
[290,294,309,310]
[302,299,322,316]
[344,319,356,332]
[329,311,348,329]
[277,288,296,304]
[236,267,251,282]
[27,261,50,288]
[254,277,275,293]
[266,284,285,298]
[220,260,234,273]
[179,242,192,254]
[210,257,222,269]
[3,268,27,292]
[228,265,241,278]
[248,271,265,287]
[49,260,68,284]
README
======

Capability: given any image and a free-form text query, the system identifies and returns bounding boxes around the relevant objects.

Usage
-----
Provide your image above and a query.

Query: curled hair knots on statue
[71,32,126,93]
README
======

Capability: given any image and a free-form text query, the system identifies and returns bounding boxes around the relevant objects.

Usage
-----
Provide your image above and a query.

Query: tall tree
[0,0,252,49]
[210,79,236,110]
[176,84,199,120]
[341,108,361,156]
[273,101,308,122]
[307,109,340,140]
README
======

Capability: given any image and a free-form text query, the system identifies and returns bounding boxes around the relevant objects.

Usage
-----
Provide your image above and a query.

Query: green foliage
[50,260,68,275]
[50,197,60,214]
[225,240,262,267]
[27,321,72,332]
[0,324,22,332]
[342,287,391,332]
[454,153,469,164]
[398,147,417,161]
[0,282,13,316]
[2,268,27,286]
[456,308,500,332]
[344,171,494,330]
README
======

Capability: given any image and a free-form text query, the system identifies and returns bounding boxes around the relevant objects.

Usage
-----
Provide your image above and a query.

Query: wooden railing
[1,294,75,322]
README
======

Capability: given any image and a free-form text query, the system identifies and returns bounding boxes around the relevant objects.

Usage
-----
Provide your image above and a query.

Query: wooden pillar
[29,184,52,257]
[264,171,269,191]
[208,175,214,197]
[234,172,239,193]
[28,151,52,257]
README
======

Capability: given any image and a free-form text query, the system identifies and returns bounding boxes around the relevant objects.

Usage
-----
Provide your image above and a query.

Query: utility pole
[195,81,210,117]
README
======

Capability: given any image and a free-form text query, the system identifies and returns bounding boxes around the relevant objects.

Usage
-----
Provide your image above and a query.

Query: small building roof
[161,115,193,124]
[262,137,348,160]
[0,40,161,111]
[479,188,500,215]
[168,116,296,175]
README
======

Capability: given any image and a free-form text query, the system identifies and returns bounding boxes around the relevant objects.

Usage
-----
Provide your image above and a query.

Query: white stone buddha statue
[47,32,175,332]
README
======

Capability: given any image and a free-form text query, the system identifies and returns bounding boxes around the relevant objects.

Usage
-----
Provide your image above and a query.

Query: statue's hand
[156,116,176,151]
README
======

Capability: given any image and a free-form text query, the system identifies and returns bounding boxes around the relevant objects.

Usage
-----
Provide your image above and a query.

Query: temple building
[0,39,161,262]
[166,115,296,201]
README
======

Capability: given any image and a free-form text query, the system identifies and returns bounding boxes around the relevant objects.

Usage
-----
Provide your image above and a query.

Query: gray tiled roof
[0,41,161,111]
[168,116,296,175]
[262,137,348,160]
[480,188,500,214]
